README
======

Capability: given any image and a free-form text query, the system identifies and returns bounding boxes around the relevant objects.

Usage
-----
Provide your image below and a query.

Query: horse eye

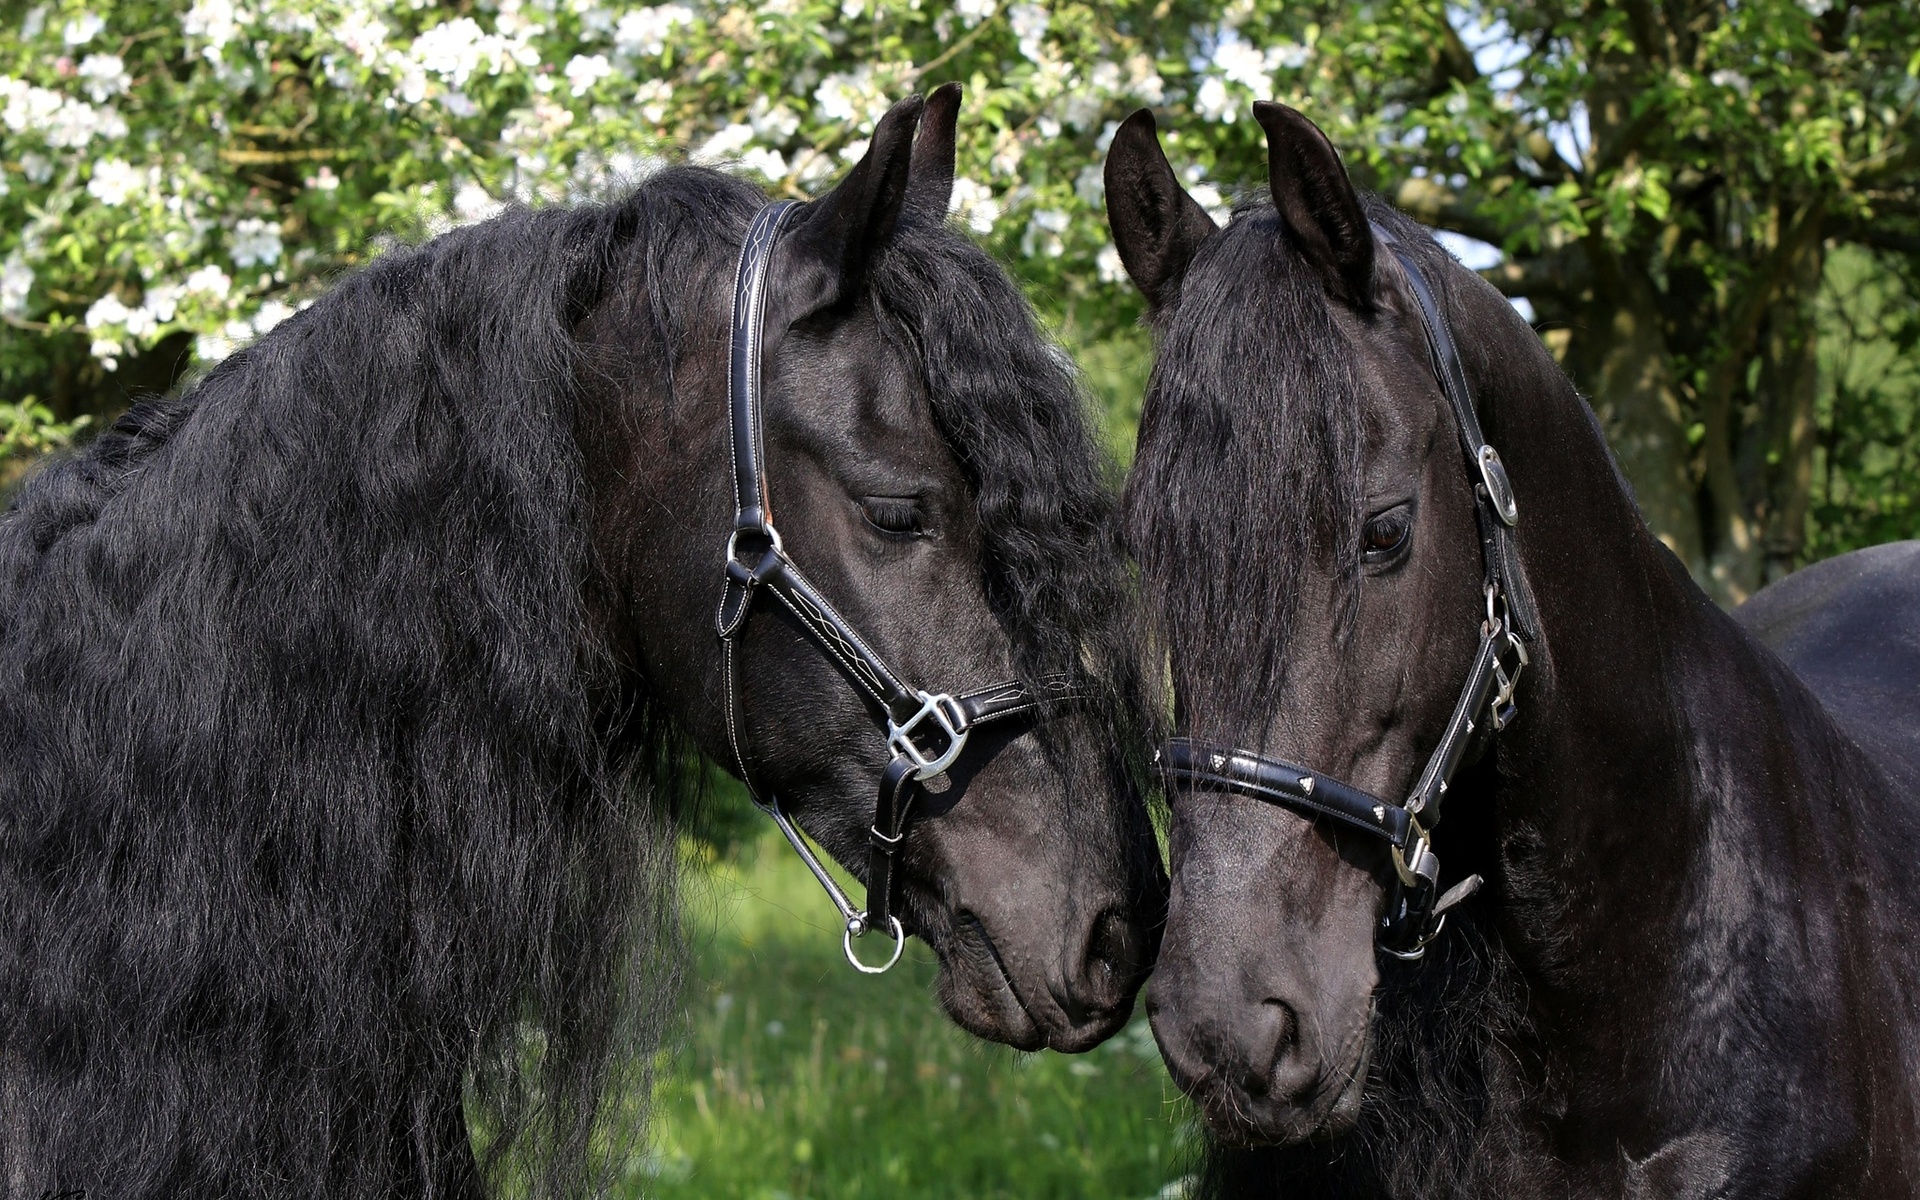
[860,497,926,537]
[1362,509,1411,559]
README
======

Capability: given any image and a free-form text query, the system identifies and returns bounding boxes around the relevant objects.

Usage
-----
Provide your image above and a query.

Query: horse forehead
[769,312,936,439]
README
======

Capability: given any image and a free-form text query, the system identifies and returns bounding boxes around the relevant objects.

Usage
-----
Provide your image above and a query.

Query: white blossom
[1127,53,1166,103]
[86,157,141,205]
[251,299,293,334]
[229,217,283,267]
[1008,4,1049,62]
[453,181,504,223]
[736,147,787,179]
[185,264,232,298]
[564,53,613,96]
[1,255,32,318]
[814,67,890,127]
[411,17,539,93]
[613,4,693,58]
[86,293,130,326]
[691,122,755,164]
[21,152,52,184]
[336,8,390,66]
[144,283,182,323]
[750,97,800,142]
[77,54,130,102]
[182,0,243,61]
[1062,91,1103,132]
[953,0,996,27]
[63,12,106,46]
[1188,182,1230,225]
[1194,76,1233,122]
[305,165,340,191]
[1022,208,1070,258]
[949,177,1001,235]
[1710,69,1752,95]
[1075,163,1105,205]
[634,78,673,124]
[1096,242,1126,284]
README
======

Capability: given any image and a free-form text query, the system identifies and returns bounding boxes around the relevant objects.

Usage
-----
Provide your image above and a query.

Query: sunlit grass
[625,834,1194,1200]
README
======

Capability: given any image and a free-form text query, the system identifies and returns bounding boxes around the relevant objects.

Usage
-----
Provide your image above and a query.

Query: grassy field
[624,833,1195,1200]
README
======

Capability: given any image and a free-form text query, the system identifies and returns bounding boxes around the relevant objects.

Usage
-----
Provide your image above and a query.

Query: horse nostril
[1255,997,1310,1098]
[1056,905,1143,1024]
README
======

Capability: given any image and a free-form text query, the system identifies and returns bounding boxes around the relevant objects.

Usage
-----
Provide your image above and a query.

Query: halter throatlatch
[715,201,1078,973]
[1156,221,1539,961]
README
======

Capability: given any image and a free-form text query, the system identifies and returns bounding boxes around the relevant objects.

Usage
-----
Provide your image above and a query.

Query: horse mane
[1,160,1133,1198]
[1122,198,1365,741]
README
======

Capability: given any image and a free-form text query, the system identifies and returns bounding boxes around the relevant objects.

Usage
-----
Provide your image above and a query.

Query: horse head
[1110,103,1534,1143]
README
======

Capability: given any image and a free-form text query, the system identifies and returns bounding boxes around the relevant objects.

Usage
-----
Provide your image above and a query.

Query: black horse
[1,89,1162,1199]
[1107,102,1919,1196]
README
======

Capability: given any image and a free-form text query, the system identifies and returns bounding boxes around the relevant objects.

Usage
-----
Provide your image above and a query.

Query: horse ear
[1252,101,1374,305]
[1104,108,1218,312]
[775,93,926,320]
[905,82,961,217]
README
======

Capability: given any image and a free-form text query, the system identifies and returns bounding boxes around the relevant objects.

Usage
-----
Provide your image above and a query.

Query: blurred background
[3,0,1916,1195]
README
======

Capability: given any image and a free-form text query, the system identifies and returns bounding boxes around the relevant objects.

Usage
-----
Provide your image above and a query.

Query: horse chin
[1198,1032,1372,1148]
[922,909,1049,1051]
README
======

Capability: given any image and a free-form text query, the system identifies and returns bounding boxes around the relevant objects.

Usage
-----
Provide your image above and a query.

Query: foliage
[642,834,1193,1200]
[2,0,1917,583]
[1807,245,1920,559]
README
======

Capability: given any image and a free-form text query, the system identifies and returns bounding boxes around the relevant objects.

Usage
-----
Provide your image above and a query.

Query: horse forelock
[1122,199,1366,744]
[864,216,1145,768]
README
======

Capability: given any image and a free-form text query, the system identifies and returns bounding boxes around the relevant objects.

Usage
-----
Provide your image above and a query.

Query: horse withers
[1108,101,1919,1196]
[0,89,1163,1199]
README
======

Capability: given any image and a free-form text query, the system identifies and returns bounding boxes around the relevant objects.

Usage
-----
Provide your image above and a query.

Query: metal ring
[725,524,784,567]
[843,914,906,974]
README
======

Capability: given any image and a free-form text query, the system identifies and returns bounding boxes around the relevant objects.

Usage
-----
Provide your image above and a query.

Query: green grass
[624,834,1195,1200]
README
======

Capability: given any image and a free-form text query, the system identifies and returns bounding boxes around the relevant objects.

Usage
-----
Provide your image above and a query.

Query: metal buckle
[1391,815,1437,888]
[1490,626,1529,731]
[1477,445,1519,526]
[886,690,970,780]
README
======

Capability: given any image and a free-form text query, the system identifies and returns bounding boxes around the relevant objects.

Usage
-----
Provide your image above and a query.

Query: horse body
[1107,103,1919,1197]
[2,93,1162,1199]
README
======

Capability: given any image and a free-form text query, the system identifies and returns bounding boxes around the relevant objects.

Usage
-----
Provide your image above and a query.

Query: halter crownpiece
[1155,220,1538,960]
[715,201,1081,973]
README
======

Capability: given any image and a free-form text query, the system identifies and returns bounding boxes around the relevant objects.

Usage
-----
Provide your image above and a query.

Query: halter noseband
[716,201,1078,974]
[1155,221,1540,961]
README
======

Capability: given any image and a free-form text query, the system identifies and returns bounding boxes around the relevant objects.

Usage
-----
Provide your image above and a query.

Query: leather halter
[1155,221,1540,960]
[715,201,1076,973]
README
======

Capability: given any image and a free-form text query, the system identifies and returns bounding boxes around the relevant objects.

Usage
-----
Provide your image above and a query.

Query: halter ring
[843,914,907,974]
[725,524,784,568]
[887,691,970,779]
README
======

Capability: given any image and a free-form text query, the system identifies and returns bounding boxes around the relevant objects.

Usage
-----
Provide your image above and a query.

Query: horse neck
[1471,303,1913,1089]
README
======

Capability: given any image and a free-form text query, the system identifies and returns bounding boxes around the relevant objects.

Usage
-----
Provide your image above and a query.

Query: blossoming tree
[2,0,1915,587]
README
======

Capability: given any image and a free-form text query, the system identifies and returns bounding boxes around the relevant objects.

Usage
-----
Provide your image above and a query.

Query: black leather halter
[716,201,1076,973]
[1156,221,1540,960]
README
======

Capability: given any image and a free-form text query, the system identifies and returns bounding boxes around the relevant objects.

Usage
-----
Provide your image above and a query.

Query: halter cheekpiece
[1155,221,1540,960]
[716,201,1078,974]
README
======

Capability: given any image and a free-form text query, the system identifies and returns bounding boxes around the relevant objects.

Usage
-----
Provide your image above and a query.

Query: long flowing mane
[1,165,1131,1197]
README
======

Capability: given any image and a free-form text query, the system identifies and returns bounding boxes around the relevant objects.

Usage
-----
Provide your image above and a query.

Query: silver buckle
[1477,445,1519,526]
[1391,817,1437,888]
[887,690,969,780]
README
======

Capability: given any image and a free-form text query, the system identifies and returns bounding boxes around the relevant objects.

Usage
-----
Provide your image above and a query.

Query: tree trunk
[1564,244,1707,576]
